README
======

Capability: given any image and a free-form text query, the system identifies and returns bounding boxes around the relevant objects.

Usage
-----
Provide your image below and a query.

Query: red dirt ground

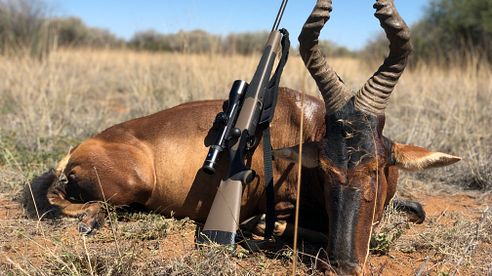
[1,191,491,275]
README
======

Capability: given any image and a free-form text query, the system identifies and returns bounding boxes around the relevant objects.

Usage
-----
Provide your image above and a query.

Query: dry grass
[372,195,492,275]
[0,49,491,275]
[387,58,492,191]
[0,200,320,275]
[1,49,490,192]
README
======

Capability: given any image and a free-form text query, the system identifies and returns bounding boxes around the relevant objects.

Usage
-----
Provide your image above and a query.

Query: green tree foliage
[362,0,492,64]
[414,0,491,62]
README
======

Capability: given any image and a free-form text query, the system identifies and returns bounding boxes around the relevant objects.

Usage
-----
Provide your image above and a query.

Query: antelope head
[292,0,461,274]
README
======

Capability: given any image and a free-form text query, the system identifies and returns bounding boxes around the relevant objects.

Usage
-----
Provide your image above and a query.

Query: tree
[417,0,492,62]
[0,0,51,58]
[223,32,269,55]
[362,0,492,64]
[49,17,123,48]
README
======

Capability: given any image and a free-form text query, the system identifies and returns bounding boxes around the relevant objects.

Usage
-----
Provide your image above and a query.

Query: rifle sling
[261,29,290,240]
[262,128,275,239]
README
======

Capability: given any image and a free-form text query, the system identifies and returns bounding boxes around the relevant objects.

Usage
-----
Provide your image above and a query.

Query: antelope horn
[355,0,413,115]
[299,0,351,115]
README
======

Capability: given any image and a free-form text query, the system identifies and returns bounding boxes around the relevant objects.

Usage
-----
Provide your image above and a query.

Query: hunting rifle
[198,0,290,245]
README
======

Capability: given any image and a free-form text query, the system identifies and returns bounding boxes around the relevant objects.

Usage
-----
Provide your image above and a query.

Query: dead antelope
[25,0,460,275]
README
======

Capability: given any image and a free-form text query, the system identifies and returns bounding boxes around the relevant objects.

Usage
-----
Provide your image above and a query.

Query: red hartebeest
[25,0,460,275]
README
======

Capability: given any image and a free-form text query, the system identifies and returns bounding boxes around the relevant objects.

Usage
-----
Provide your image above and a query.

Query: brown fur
[25,88,460,274]
[28,88,326,227]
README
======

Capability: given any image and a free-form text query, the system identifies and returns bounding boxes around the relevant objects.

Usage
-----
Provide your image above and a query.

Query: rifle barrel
[271,0,288,31]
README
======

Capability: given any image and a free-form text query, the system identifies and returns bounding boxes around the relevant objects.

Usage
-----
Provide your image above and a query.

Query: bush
[128,30,172,52]
[0,0,123,58]
[0,0,51,59]
[0,0,357,57]
[49,17,124,48]
[317,40,355,58]
[130,30,269,55]
[223,31,269,55]
[129,29,222,54]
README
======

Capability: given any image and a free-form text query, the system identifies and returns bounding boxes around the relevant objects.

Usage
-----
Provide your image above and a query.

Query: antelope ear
[273,142,319,168]
[392,143,461,171]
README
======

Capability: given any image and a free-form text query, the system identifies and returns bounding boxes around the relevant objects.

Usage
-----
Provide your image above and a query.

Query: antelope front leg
[47,186,105,234]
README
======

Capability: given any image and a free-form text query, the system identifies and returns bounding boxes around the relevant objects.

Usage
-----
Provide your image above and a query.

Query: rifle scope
[202,80,248,174]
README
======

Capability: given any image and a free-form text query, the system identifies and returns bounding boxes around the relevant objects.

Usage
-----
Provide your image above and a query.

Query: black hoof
[77,223,93,235]
[393,198,426,224]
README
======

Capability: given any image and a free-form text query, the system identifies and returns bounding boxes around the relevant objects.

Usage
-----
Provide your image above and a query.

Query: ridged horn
[299,0,351,115]
[355,0,413,115]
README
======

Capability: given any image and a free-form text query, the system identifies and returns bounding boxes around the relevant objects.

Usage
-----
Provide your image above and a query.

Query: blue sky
[47,0,430,50]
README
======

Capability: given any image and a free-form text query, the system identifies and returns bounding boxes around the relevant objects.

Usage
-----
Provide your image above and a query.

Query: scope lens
[202,147,221,175]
